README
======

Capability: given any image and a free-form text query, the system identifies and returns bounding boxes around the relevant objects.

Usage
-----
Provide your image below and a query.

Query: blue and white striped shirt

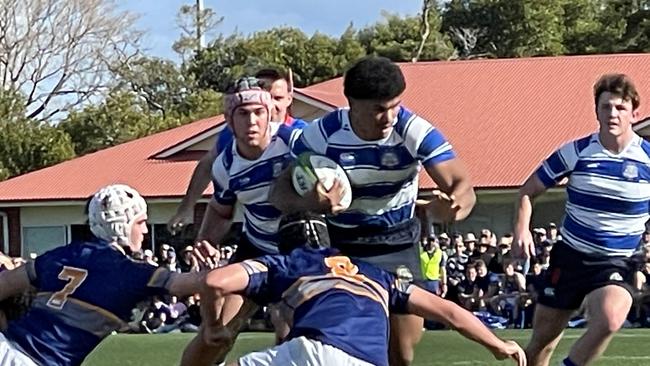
[292,106,455,228]
[212,122,304,252]
[536,133,650,257]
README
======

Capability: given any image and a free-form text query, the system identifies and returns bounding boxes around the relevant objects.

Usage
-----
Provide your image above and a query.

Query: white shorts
[238,336,374,366]
[0,333,38,366]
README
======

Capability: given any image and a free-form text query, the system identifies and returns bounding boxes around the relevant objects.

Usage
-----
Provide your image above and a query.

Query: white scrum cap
[88,184,147,246]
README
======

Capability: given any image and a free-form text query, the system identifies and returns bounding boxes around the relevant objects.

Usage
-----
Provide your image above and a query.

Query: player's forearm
[168,271,206,297]
[514,194,534,231]
[196,204,232,245]
[412,297,505,354]
[269,168,319,213]
[515,174,548,231]
[180,152,215,209]
[0,266,31,301]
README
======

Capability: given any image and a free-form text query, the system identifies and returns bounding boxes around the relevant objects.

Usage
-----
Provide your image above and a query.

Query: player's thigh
[528,304,573,349]
[389,313,424,348]
[585,285,633,333]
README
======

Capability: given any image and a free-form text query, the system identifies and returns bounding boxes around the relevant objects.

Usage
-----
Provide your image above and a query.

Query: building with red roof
[1,54,649,256]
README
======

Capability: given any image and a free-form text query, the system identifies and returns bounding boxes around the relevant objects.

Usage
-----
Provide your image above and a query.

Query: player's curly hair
[344,56,406,101]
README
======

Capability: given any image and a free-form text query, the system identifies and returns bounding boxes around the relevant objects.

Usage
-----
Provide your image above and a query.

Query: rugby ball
[291,153,352,210]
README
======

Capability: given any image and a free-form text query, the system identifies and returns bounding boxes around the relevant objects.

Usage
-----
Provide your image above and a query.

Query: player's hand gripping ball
[291,152,352,210]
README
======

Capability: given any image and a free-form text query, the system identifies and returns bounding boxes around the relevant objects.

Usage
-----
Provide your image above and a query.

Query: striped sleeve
[211,154,236,206]
[536,139,583,188]
[400,111,455,165]
[291,119,325,157]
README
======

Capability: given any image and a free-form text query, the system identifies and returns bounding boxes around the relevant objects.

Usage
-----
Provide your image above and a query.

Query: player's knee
[592,314,625,335]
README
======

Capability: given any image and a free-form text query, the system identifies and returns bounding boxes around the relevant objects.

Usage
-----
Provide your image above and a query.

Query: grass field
[82,329,650,365]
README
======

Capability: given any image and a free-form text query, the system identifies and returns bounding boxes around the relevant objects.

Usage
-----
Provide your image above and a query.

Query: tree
[173,3,224,62]
[0,89,75,180]
[596,0,650,52]
[561,0,605,54]
[59,91,164,156]
[0,0,142,120]
[60,56,222,156]
[188,26,366,91]
[358,11,455,62]
[442,0,566,58]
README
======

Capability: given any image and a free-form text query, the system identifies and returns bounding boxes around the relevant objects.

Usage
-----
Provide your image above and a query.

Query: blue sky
[121,0,423,61]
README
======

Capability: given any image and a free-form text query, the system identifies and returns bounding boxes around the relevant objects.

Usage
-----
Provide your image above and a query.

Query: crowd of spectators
[121,243,236,334]
[420,223,650,329]
[4,222,650,333]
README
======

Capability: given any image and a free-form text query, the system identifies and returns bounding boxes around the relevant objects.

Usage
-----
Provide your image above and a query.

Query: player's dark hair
[594,73,640,110]
[278,212,330,254]
[255,68,288,83]
[344,56,405,100]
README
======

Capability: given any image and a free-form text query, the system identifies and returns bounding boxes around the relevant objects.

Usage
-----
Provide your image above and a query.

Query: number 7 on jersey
[47,266,88,310]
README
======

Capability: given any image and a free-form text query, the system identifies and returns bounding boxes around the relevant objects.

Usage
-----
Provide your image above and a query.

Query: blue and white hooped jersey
[212,121,304,252]
[292,106,455,228]
[536,133,650,257]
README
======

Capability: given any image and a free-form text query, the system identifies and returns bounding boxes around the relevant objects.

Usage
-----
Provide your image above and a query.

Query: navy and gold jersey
[4,240,174,366]
[241,247,413,366]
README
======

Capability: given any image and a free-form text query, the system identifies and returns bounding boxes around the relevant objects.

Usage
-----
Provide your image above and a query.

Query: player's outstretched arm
[407,286,526,365]
[423,159,476,222]
[196,198,234,245]
[168,148,217,234]
[165,271,206,298]
[513,173,547,259]
[0,266,32,302]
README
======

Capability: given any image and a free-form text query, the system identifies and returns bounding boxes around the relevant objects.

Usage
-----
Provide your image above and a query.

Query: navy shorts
[537,240,638,310]
[327,218,423,281]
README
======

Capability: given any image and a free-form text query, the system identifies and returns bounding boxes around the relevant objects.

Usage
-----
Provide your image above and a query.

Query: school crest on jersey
[622,161,638,180]
[339,152,356,166]
[273,161,283,178]
[381,151,400,168]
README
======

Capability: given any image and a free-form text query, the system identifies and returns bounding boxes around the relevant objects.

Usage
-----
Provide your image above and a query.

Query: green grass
[82,329,650,365]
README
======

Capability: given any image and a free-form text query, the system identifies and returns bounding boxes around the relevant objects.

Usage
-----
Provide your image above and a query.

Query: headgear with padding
[88,184,147,246]
[278,212,330,254]
[224,77,273,119]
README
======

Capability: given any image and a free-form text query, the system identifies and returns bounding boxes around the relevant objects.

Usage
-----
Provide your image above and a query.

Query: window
[23,226,67,256]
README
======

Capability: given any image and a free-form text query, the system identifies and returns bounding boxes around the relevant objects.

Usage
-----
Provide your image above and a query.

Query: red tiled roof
[1,54,649,202]
[301,54,650,189]
[0,115,225,202]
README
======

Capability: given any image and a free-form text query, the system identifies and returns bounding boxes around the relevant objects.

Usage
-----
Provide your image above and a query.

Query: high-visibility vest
[420,248,443,281]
